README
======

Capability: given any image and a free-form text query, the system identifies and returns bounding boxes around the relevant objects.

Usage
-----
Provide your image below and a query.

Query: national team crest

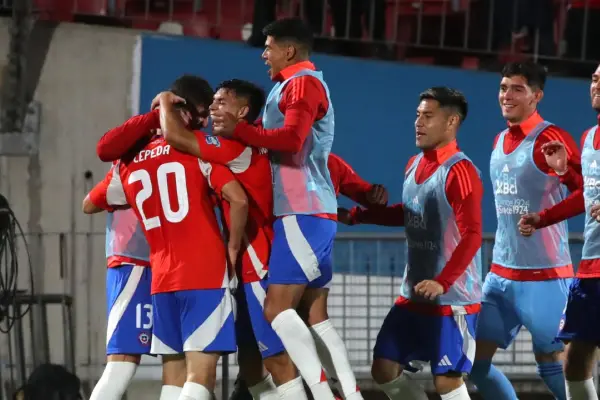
[138,332,150,345]
[205,135,221,147]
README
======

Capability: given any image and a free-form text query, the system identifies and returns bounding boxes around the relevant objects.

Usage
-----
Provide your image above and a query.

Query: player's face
[498,75,542,124]
[590,65,600,111]
[209,89,248,124]
[262,36,288,79]
[181,105,209,129]
[414,99,453,150]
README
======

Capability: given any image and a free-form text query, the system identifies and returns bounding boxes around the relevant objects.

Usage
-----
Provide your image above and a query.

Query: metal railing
[3,0,598,74]
[0,230,588,394]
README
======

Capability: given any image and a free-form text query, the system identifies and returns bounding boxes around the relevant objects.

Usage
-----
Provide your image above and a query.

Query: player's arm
[431,160,483,293]
[96,110,160,162]
[83,167,122,213]
[329,153,388,207]
[201,162,249,265]
[228,76,325,152]
[539,126,583,191]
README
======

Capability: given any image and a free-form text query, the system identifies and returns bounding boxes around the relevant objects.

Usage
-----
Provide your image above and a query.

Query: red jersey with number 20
[101,136,229,294]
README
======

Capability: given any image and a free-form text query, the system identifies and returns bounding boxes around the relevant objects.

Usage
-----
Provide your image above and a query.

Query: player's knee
[371,358,401,384]
[185,352,220,388]
[237,346,266,386]
[162,354,186,386]
[433,373,464,395]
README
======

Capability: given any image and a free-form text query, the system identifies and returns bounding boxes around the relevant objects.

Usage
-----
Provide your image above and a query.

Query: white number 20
[128,162,190,230]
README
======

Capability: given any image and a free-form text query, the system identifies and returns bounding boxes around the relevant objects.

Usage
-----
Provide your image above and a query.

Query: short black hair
[170,75,214,109]
[216,79,266,122]
[262,17,314,54]
[419,86,468,124]
[501,61,547,90]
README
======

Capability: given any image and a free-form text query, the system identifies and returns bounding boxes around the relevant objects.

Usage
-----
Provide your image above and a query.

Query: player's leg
[301,285,362,400]
[90,265,153,400]
[522,278,570,400]
[469,272,519,399]
[151,292,187,399]
[161,354,186,399]
[229,373,253,400]
[264,215,335,399]
[240,279,307,399]
[179,287,237,399]
[430,313,478,400]
[557,278,600,400]
[371,305,428,400]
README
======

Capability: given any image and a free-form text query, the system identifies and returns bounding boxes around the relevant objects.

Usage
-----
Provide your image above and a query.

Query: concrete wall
[0,18,140,384]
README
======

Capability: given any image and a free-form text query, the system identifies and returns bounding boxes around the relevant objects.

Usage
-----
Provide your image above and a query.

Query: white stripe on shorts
[281,216,321,281]
[455,315,476,364]
[106,265,145,346]
[250,281,267,309]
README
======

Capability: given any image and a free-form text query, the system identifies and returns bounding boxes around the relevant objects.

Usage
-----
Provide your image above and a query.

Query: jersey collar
[274,61,316,82]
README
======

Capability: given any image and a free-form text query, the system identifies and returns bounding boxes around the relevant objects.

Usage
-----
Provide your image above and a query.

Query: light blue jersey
[262,68,337,217]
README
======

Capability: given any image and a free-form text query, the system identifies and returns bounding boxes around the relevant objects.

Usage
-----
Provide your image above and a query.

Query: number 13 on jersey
[129,162,190,230]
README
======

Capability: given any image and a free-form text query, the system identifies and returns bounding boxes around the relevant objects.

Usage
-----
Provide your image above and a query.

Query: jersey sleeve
[435,160,483,292]
[199,161,237,196]
[89,165,128,210]
[233,75,326,152]
[194,132,249,167]
[328,154,372,206]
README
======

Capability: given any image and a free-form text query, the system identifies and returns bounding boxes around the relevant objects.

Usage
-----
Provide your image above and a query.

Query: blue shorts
[106,264,153,355]
[557,278,600,345]
[235,280,285,359]
[476,272,570,353]
[268,215,336,288]
[373,305,478,375]
[151,288,236,355]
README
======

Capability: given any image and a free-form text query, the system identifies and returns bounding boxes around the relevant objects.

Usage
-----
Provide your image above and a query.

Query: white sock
[567,378,599,400]
[178,382,212,400]
[248,375,278,399]
[160,385,183,400]
[89,361,137,400]
[277,376,309,400]
[311,319,362,399]
[271,309,335,400]
[440,383,471,399]
[378,374,429,400]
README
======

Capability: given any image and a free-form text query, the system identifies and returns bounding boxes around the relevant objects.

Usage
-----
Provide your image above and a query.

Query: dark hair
[14,364,82,400]
[419,86,468,124]
[170,74,214,109]
[501,61,547,90]
[262,18,314,54]
[216,79,266,122]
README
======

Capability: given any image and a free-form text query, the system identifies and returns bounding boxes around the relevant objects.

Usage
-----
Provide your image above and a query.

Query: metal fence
[1,0,599,72]
[0,230,587,396]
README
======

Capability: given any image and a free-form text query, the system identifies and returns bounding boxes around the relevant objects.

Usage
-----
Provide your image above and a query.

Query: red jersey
[95,136,229,294]
[328,153,373,205]
[196,133,273,283]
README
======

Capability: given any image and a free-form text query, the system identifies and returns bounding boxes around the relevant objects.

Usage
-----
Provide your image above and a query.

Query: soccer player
[80,201,158,400]
[469,61,582,400]
[210,17,355,400]
[345,87,483,400]
[154,79,308,399]
[93,78,247,400]
[228,152,389,400]
[518,64,600,400]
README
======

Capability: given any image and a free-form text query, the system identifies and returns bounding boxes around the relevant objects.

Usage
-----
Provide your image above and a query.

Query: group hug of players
[80,16,600,400]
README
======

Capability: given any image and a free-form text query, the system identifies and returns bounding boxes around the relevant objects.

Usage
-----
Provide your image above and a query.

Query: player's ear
[238,105,249,121]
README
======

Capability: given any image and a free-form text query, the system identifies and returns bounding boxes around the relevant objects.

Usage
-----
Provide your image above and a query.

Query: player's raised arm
[83,166,122,213]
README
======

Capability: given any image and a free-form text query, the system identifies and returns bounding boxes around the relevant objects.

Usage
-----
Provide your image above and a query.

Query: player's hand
[337,207,354,225]
[591,203,600,222]
[518,212,540,236]
[366,184,388,206]
[211,109,239,137]
[414,280,444,300]
[150,91,185,110]
[541,140,568,175]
